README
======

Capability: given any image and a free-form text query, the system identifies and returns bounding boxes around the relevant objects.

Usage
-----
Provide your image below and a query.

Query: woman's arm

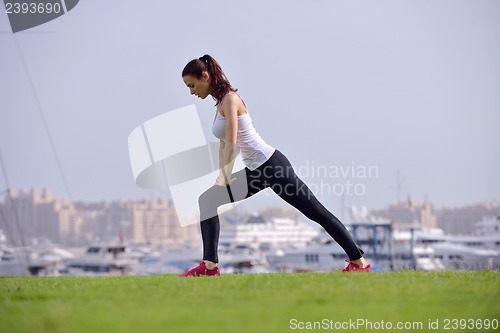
[215,140,227,186]
[218,139,226,172]
[219,94,239,185]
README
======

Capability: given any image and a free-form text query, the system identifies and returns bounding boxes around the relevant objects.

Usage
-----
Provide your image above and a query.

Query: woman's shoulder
[223,91,242,104]
[220,91,247,116]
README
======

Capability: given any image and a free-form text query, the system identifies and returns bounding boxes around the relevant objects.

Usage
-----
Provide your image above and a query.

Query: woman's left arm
[221,94,239,185]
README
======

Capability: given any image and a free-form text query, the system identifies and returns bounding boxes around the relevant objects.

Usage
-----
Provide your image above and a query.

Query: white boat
[1,229,75,276]
[219,215,319,248]
[131,246,201,275]
[266,240,346,272]
[267,222,403,272]
[0,247,31,276]
[267,220,500,272]
[64,243,138,276]
[133,244,275,275]
[408,227,500,270]
[431,242,499,270]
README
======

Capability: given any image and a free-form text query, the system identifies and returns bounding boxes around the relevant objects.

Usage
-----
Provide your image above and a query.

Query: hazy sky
[1,0,499,217]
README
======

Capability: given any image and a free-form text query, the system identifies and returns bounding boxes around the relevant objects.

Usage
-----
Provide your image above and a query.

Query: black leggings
[198,149,364,263]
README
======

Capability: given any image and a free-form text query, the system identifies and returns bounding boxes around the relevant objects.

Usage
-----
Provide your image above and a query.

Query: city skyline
[1,187,498,249]
[2,185,500,208]
[1,1,499,215]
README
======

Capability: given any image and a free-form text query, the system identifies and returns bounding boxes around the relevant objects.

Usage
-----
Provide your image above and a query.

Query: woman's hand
[215,173,236,187]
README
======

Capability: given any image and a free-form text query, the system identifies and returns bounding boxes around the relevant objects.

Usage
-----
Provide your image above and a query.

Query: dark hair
[182,54,237,105]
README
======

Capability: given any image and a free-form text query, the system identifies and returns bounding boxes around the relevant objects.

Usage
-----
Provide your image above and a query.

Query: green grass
[0,271,499,333]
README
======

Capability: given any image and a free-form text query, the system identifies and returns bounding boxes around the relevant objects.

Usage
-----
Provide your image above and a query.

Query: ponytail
[182,54,237,105]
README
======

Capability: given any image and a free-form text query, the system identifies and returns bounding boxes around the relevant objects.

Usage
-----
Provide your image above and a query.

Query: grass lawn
[0,271,499,333]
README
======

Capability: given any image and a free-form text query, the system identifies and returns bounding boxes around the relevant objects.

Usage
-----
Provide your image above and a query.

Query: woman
[179,54,371,277]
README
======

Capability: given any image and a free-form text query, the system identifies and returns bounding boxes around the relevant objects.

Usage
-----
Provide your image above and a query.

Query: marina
[1,215,499,276]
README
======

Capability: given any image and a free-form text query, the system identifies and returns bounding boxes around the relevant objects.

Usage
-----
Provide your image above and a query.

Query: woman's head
[182,54,236,105]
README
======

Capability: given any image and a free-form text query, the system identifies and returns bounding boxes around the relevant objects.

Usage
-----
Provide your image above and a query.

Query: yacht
[64,243,138,275]
[267,219,500,272]
[219,214,319,248]
[0,229,75,276]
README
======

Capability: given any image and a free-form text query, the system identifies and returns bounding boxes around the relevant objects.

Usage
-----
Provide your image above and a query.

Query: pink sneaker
[178,261,220,277]
[342,260,372,272]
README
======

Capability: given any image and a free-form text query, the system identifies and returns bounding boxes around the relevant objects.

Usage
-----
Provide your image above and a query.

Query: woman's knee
[198,190,214,210]
[198,186,227,211]
[285,197,333,225]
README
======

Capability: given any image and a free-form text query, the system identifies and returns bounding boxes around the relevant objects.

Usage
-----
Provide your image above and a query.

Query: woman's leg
[198,149,367,268]
[198,166,270,263]
[267,150,364,261]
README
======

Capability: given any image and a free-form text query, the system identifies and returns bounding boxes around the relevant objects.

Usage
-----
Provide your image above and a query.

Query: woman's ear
[202,70,210,82]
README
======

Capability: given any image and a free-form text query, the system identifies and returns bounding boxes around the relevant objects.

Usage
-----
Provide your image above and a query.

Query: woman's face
[183,72,210,99]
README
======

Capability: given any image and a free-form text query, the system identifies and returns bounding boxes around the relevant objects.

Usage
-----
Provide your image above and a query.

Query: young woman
[179,54,371,277]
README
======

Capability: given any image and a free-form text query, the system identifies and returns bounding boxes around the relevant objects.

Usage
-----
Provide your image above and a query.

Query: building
[0,188,199,246]
[126,198,199,245]
[370,200,436,230]
[436,201,500,235]
[370,200,500,235]
[0,188,59,245]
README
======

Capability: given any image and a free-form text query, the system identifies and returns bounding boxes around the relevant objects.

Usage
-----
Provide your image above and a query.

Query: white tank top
[212,106,275,170]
